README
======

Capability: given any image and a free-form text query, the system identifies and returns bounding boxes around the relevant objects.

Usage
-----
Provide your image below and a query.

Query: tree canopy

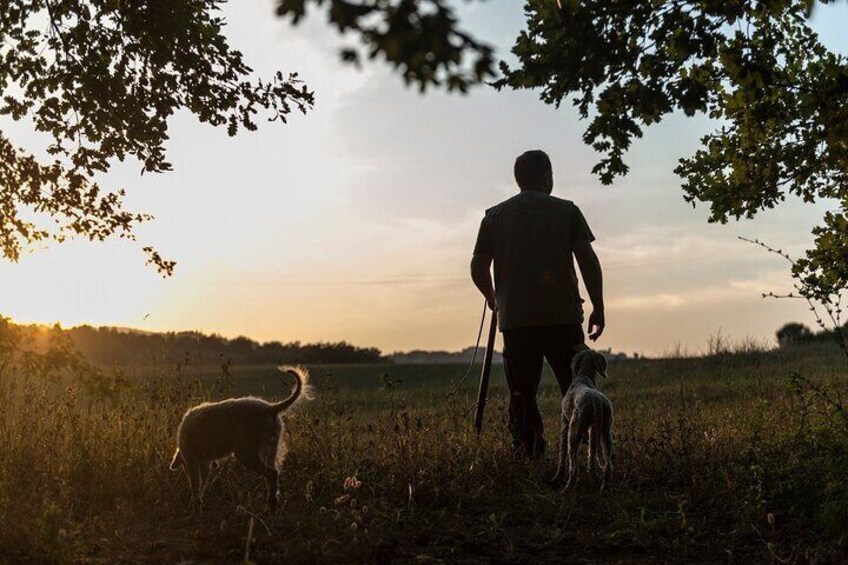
[275,0,495,92]
[1,0,319,274]
[498,0,847,297]
[63,323,386,365]
[2,0,845,294]
[0,0,496,273]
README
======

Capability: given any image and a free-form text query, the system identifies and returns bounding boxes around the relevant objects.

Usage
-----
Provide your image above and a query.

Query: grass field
[1,345,847,563]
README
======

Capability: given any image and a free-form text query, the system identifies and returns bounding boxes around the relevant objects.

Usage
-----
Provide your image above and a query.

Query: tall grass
[0,344,847,563]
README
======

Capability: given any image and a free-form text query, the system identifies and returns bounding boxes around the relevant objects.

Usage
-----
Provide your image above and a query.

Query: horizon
[4,316,812,359]
[2,1,847,357]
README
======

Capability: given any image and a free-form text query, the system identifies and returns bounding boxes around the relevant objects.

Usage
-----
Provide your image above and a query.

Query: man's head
[514,150,553,193]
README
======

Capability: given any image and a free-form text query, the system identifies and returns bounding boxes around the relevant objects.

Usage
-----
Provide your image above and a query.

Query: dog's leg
[198,462,211,502]
[236,448,280,511]
[565,416,581,489]
[594,406,606,473]
[184,457,204,510]
[594,426,606,470]
[601,423,613,490]
[552,413,569,485]
[588,426,600,472]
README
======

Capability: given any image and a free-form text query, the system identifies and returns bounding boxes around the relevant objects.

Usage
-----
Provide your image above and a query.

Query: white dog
[552,349,613,490]
[169,366,312,510]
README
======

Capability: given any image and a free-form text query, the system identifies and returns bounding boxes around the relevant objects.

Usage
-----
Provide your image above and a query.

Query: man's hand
[485,293,496,311]
[574,240,605,342]
[588,310,605,341]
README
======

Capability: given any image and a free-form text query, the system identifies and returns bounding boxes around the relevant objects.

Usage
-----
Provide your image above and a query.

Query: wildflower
[334,494,351,507]
[344,475,362,491]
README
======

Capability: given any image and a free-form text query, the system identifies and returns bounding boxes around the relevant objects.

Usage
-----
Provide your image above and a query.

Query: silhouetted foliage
[0,315,129,397]
[498,0,848,298]
[777,322,814,347]
[1,315,384,367]
[390,346,503,364]
[275,0,495,92]
[1,0,314,274]
[742,237,846,362]
[63,325,386,365]
[0,0,499,272]
[8,0,844,290]
[777,321,848,349]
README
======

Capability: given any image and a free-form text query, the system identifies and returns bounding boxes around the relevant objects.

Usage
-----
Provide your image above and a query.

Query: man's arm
[470,254,496,310]
[573,240,605,341]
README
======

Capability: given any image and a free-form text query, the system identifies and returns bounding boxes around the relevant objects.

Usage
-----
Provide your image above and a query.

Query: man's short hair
[514,150,552,190]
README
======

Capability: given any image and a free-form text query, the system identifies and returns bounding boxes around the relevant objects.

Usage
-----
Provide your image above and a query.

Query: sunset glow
[2,1,846,357]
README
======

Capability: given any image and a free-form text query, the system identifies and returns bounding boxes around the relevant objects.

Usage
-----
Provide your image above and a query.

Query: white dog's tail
[273,366,315,413]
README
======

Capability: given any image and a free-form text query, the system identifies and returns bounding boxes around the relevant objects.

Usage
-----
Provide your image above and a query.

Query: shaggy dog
[169,366,312,510]
[552,349,614,490]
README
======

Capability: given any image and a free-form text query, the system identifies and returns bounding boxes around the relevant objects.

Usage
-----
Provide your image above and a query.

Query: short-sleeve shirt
[473,191,595,331]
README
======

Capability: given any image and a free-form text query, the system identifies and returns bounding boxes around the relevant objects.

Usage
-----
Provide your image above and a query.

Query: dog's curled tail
[273,365,315,413]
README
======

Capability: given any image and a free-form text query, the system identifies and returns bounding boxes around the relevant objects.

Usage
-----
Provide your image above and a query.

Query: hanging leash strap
[446,299,488,400]
[473,308,498,434]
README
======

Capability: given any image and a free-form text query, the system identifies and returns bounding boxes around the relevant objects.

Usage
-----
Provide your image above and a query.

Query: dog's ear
[571,348,590,377]
[596,353,609,379]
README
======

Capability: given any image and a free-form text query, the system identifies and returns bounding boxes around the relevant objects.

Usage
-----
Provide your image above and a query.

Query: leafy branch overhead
[4,0,843,291]
[1,0,314,274]
[498,0,848,294]
[1,0,496,273]
[275,0,496,92]
[0,0,494,274]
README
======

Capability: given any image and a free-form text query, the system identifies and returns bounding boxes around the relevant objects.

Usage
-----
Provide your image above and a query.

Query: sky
[2,1,847,357]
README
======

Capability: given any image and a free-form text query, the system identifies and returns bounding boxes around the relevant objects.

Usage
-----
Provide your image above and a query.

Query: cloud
[606,268,796,312]
[609,294,688,310]
[728,270,798,295]
[329,68,597,225]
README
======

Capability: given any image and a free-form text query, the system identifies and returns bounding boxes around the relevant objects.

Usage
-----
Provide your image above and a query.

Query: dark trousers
[502,324,585,458]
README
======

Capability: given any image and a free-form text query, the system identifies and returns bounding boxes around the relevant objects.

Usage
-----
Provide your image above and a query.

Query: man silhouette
[470,150,605,458]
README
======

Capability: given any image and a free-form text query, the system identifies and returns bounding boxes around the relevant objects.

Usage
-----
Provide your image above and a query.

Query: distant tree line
[776,321,847,349]
[390,347,503,365]
[62,325,386,366]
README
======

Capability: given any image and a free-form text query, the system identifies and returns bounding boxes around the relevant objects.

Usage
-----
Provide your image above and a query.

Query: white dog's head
[571,349,609,383]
